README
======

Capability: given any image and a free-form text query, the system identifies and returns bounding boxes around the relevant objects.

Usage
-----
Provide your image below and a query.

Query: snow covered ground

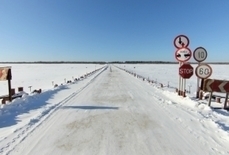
[0,64,229,154]
[115,63,229,95]
[0,63,104,96]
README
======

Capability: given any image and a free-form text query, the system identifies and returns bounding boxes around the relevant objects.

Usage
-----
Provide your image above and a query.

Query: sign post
[0,67,12,102]
[174,35,192,97]
[193,47,210,98]
[179,63,193,96]
[203,79,229,109]
[7,69,12,101]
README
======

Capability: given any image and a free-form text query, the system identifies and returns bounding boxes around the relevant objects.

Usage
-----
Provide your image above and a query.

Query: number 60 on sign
[195,64,212,79]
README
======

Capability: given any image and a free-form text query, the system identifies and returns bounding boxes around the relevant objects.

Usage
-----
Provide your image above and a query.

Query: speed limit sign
[193,47,207,62]
[195,64,212,79]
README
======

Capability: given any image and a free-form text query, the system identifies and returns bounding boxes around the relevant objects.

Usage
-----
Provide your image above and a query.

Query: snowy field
[0,63,105,96]
[115,63,229,95]
[0,63,229,155]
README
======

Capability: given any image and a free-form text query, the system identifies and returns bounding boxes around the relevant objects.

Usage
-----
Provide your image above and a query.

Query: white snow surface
[0,64,229,155]
[116,64,229,95]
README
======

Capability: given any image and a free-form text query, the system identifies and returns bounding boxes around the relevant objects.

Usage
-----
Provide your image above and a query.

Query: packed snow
[0,63,229,155]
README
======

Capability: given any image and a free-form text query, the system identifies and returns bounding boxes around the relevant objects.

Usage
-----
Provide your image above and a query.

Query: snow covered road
[3,66,229,155]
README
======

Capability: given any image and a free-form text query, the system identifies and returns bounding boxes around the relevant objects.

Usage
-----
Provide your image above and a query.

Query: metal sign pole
[174,35,190,96]
[181,63,183,96]
[183,78,186,97]
[196,78,200,98]
[196,62,200,98]
[193,47,208,98]
[195,64,212,99]
[178,62,181,95]
[181,62,184,96]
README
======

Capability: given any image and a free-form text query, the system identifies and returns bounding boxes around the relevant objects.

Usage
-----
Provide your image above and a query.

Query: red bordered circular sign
[195,64,212,79]
[174,35,190,49]
[175,47,192,62]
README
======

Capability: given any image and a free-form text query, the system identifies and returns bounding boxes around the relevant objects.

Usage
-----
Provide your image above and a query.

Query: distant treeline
[0,61,107,64]
[109,61,229,64]
[0,61,228,64]
[110,61,178,64]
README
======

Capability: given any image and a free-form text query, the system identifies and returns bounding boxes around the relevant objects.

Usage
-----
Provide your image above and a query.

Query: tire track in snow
[0,67,107,155]
[116,66,229,154]
[146,91,229,155]
[5,65,229,155]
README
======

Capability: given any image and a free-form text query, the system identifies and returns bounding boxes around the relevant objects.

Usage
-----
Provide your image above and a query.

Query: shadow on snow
[0,85,69,128]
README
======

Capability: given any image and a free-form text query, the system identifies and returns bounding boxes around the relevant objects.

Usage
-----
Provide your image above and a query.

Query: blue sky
[0,0,229,62]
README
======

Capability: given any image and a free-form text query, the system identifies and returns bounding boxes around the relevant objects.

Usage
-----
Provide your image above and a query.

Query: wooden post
[18,87,23,92]
[11,89,15,95]
[199,91,203,100]
[188,84,191,94]
[8,80,12,101]
[224,93,229,109]
[196,62,200,98]
[200,78,204,90]
[216,97,221,103]
[160,83,163,88]
[208,92,213,106]
[2,99,6,104]
[7,69,12,101]
[28,86,32,92]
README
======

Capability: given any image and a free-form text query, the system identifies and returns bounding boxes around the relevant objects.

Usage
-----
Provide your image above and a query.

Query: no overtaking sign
[175,47,192,62]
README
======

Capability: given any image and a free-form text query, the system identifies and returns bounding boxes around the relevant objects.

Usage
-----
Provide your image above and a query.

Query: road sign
[193,47,208,62]
[179,63,193,79]
[174,35,189,49]
[175,47,192,62]
[0,67,11,81]
[195,64,212,79]
[203,79,229,93]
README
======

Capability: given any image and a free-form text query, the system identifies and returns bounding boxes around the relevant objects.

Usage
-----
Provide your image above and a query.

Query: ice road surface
[0,65,229,155]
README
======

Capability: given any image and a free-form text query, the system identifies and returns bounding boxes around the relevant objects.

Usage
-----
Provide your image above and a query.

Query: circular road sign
[175,47,192,62]
[174,35,190,49]
[195,64,212,79]
[193,47,208,62]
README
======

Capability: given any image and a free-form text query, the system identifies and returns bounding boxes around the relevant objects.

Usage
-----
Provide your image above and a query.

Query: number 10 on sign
[193,47,208,98]
[193,47,207,62]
